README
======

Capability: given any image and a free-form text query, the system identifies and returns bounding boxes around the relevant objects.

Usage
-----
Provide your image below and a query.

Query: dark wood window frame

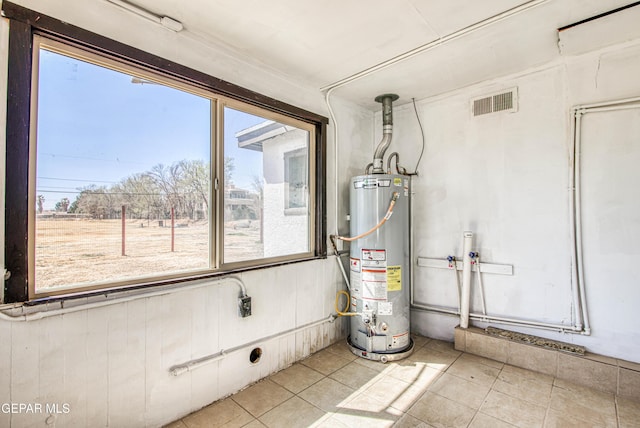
[2,1,327,303]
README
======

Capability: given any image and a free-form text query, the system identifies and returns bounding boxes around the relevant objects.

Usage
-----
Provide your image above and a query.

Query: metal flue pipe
[372,94,399,173]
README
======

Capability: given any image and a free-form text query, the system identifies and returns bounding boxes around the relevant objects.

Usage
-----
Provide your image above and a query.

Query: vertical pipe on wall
[460,231,473,328]
[409,177,415,306]
[573,110,590,334]
[569,110,584,331]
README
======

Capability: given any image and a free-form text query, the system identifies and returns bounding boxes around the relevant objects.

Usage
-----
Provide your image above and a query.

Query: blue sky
[36,48,263,209]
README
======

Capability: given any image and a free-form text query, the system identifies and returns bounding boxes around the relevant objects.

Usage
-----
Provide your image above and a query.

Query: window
[284,149,308,211]
[3,2,326,302]
[223,106,313,263]
[32,37,213,293]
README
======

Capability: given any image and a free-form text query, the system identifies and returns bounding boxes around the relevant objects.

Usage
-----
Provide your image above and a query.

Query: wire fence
[35,211,209,289]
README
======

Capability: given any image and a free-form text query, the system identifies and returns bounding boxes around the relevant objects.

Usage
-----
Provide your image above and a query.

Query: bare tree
[37,195,45,214]
[54,197,70,212]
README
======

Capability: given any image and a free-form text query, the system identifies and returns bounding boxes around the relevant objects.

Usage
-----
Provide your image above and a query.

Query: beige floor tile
[163,420,188,428]
[259,396,327,428]
[301,350,353,375]
[329,360,382,390]
[616,396,640,428]
[232,379,294,418]
[387,382,432,413]
[341,390,403,416]
[411,334,431,350]
[408,391,476,427]
[324,340,358,361]
[358,374,413,408]
[479,390,546,428]
[428,373,490,410]
[182,398,254,428]
[387,360,443,388]
[311,414,352,428]
[447,356,501,387]
[543,408,603,428]
[269,363,325,394]
[332,407,400,428]
[469,413,517,428]
[409,347,459,372]
[241,421,266,428]
[394,413,433,427]
[457,351,505,370]
[619,368,640,402]
[351,356,390,372]
[549,380,617,428]
[298,377,355,412]
[172,337,632,428]
[423,339,461,357]
[493,364,553,406]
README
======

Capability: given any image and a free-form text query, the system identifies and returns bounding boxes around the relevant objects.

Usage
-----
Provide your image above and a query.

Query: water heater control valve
[362,309,374,324]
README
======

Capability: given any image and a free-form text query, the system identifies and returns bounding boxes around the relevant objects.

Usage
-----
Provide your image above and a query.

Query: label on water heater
[362,249,386,262]
[392,331,409,348]
[378,301,393,315]
[350,258,361,272]
[353,178,392,189]
[350,269,362,299]
[353,178,379,189]
[362,267,387,301]
[387,266,402,291]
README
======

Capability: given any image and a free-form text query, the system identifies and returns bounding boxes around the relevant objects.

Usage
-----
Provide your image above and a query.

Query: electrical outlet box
[239,296,252,317]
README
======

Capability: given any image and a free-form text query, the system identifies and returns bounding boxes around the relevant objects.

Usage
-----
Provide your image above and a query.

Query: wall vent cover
[471,88,518,116]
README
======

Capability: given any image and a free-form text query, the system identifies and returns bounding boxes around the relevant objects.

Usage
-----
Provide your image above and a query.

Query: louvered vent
[471,88,518,117]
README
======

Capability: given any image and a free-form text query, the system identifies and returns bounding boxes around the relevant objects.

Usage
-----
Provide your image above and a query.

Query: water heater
[347,173,413,362]
[332,93,414,362]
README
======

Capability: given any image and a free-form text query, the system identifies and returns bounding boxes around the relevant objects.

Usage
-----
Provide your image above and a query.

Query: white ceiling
[117,0,634,109]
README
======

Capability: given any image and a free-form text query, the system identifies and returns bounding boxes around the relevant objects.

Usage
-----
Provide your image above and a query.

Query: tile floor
[165,335,640,427]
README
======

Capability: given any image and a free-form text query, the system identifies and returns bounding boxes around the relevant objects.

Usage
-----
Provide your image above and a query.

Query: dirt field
[35,218,263,290]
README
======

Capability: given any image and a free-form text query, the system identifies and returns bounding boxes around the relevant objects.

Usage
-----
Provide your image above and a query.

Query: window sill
[284,207,307,216]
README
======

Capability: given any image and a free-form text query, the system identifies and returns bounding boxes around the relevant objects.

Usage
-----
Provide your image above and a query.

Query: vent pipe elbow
[372,94,399,173]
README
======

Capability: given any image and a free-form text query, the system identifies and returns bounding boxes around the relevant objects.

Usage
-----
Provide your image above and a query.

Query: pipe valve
[447,255,456,268]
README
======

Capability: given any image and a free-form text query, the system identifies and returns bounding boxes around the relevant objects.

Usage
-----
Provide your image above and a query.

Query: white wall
[394,38,640,363]
[0,263,347,427]
[262,130,309,257]
[0,2,375,427]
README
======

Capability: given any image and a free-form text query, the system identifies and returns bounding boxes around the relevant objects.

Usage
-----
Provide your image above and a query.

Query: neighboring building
[235,120,309,258]
[224,185,257,221]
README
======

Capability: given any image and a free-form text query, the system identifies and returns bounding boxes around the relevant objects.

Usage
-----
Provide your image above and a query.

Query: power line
[37,176,117,184]
[39,152,148,166]
[37,189,207,197]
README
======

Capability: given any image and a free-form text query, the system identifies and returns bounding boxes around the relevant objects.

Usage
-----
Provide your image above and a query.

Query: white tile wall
[0,259,346,427]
